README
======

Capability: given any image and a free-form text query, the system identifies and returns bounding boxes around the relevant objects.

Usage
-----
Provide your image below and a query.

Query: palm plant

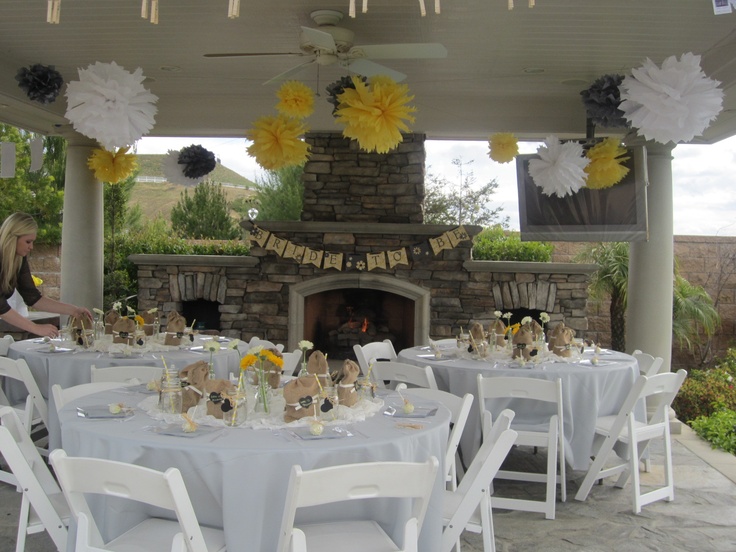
[672,274,720,354]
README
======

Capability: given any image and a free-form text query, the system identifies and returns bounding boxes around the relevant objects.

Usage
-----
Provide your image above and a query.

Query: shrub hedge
[472,226,553,262]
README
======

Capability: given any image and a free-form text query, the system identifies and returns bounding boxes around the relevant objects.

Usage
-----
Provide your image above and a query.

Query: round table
[59,386,450,552]
[398,345,643,471]
[7,336,240,449]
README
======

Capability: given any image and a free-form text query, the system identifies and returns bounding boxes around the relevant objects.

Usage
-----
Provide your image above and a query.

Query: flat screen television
[516,145,649,242]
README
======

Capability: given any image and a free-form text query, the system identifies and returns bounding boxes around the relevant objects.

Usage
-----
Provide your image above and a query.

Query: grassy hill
[131,154,257,221]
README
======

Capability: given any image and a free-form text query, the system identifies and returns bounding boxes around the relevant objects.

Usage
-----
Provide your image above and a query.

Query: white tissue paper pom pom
[163,150,205,185]
[619,53,723,144]
[65,61,158,151]
[528,136,589,198]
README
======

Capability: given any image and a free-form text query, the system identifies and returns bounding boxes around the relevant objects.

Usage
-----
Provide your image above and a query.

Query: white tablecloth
[7,337,240,449]
[398,346,643,471]
[59,387,450,552]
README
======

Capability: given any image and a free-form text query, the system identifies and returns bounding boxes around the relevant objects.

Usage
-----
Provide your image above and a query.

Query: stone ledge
[128,254,258,267]
[464,260,597,274]
[243,221,483,237]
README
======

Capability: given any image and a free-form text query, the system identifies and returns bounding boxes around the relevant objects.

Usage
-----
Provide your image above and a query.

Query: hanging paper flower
[580,74,629,128]
[163,150,204,185]
[528,136,589,198]
[325,75,367,115]
[87,147,137,184]
[178,144,217,179]
[246,114,309,170]
[487,133,519,163]
[275,81,315,119]
[619,53,724,144]
[584,138,630,189]
[65,61,158,151]
[335,75,416,154]
[15,64,64,104]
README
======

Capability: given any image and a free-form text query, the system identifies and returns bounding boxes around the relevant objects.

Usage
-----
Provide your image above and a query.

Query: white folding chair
[353,339,397,374]
[631,350,665,472]
[441,410,517,552]
[396,385,473,490]
[90,364,163,384]
[370,360,438,391]
[280,349,303,376]
[49,449,226,552]
[246,337,285,353]
[0,334,14,356]
[51,382,134,413]
[429,338,458,348]
[477,374,566,520]
[0,356,49,457]
[276,456,439,552]
[0,406,70,552]
[574,369,688,514]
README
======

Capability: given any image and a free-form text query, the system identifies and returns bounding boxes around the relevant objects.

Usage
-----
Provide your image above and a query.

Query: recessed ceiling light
[159,65,182,72]
[523,67,544,74]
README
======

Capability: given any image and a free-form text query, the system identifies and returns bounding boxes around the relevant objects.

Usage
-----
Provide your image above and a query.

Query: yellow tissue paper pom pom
[585,137,630,189]
[335,76,416,154]
[488,133,519,164]
[275,80,315,119]
[87,147,137,184]
[32,275,43,286]
[246,115,309,170]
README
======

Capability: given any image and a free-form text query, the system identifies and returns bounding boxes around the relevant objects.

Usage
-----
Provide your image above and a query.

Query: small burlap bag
[337,359,360,407]
[283,376,319,423]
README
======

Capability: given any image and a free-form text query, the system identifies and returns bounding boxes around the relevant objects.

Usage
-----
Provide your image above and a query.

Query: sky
[136,134,736,237]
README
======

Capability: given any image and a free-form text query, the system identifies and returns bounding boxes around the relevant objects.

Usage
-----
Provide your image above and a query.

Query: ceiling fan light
[47,0,61,24]
[228,0,240,19]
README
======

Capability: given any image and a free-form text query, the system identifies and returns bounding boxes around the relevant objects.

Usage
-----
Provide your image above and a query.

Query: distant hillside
[130,154,257,221]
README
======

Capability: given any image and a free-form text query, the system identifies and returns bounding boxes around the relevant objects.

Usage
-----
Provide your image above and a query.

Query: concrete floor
[2,425,736,551]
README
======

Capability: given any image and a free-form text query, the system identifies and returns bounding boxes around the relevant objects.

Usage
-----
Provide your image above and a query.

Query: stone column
[626,141,676,370]
[60,133,103,314]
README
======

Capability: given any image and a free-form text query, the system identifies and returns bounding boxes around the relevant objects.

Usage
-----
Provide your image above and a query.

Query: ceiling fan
[204,9,448,84]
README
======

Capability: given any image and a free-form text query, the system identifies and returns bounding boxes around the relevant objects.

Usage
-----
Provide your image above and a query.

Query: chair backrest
[441,414,518,550]
[612,369,688,434]
[280,349,303,376]
[0,356,49,431]
[477,374,563,430]
[632,350,664,377]
[395,387,473,472]
[353,339,397,373]
[0,334,14,356]
[0,406,68,549]
[50,449,210,552]
[371,361,438,390]
[90,364,163,384]
[246,337,284,353]
[51,381,132,413]
[277,456,439,552]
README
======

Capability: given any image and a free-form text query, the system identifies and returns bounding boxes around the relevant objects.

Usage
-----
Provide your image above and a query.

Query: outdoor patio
[3,424,735,552]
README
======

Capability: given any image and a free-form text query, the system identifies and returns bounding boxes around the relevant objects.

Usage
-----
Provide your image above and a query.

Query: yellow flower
[275,81,315,119]
[87,147,137,184]
[134,315,145,326]
[585,138,630,189]
[488,133,519,164]
[335,76,416,154]
[246,115,309,170]
[507,323,521,335]
[32,275,43,286]
[240,354,258,370]
[262,349,284,368]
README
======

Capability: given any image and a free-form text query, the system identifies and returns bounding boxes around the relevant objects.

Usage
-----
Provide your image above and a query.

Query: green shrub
[472,226,553,262]
[673,354,736,423]
[689,408,736,455]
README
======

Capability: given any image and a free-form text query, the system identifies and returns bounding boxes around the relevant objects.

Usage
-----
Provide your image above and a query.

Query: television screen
[516,145,649,242]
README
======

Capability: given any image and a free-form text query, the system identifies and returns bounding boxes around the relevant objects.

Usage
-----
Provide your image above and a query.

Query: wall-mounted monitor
[516,145,649,242]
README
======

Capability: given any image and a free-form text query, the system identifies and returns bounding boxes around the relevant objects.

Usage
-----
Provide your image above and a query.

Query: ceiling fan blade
[348,43,447,60]
[345,59,407,82]
[300,26,337,52]
[263,59,316,86]
[204,52,304,58]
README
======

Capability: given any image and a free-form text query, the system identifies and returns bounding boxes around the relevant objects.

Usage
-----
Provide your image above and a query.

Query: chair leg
[479,492,495,552]
[16,494,30,552]
[544,426,557,520]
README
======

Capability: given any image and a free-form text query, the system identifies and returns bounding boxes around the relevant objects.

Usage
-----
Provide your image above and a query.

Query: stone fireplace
[131,132,595,360]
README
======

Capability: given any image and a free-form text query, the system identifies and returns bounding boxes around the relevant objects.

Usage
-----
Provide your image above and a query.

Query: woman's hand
[33,323,59,339]
[71,305,93,321]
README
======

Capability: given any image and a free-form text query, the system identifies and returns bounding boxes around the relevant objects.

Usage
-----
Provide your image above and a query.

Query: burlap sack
[140,310,159,336]
[337,359,360,407]
[512,325,533,361]
[104,309,119,335]
[112,317,136,346]
[165,312,187,346]
[179,361,210,413]
[489,319,507,347]
[549,323,576,358]
[283,376,319,422]
[306,350,330,387]
[469,322,485,349]
[68,315,93,347]
[203,378,236,419]
[530,320,544,342]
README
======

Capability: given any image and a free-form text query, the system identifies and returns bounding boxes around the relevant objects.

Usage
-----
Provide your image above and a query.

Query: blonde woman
[0,212,91,338]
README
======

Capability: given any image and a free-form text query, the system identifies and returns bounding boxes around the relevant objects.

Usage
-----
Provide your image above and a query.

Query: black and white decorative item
[528,135,589,198]
[15,64,64,104]
[325,75,366,115]
[580,74,629,128]
[178,144,217,179]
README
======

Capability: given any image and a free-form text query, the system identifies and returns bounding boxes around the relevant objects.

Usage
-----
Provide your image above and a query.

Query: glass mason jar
[158,365,183,414]
[355,377,375,401]
[222,379,247,427]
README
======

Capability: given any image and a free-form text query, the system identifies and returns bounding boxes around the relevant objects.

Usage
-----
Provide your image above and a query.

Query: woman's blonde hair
[0,212,38,295]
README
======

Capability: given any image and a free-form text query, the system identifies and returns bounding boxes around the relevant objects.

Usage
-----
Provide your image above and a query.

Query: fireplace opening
[181,299,221,332]
[304,289,415,360]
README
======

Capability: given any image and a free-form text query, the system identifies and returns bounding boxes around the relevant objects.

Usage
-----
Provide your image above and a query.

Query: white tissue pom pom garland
[163,150,205,186]
[619,52,723,144]
[528,135,589,198]
[65,61,158,151]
